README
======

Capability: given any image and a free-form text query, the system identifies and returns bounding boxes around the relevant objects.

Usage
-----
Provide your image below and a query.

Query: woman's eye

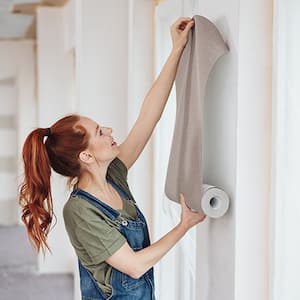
[99,129,103,136]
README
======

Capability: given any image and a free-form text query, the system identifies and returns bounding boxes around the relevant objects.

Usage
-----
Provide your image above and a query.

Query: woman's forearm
[134,222,188,278]
[139,47,184,123]
[105,193,205,279]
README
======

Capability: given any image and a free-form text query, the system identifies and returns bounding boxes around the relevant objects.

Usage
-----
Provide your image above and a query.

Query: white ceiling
[0,0,39,39]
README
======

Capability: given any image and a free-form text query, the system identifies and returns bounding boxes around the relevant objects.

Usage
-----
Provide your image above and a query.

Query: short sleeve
[108,156,128,181]
[75,220,126,263]
[106,156,136,203]
[73,207,127,263]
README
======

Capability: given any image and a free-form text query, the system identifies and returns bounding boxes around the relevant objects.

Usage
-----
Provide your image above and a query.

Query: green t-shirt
[63,157,137,296]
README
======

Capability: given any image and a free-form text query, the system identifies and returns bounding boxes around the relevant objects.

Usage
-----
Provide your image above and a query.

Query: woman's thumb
[183,20,194,33]
[179,193,185,206]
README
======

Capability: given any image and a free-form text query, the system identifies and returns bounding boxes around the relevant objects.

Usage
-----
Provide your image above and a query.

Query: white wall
[192,2,237,299]
[153,1,237,299]
[78,0,129,130]
[76,1,155,298]
[36,5,77,275]
[271,1,300,299]
[235,0,272,299]
[127,0,155,239]
[0,41,36,225]
[3,1,273,300]
[154,1,273,300]
[187,0,272,299]
[195,0,273,298]
[77,0,155,232]
[16,3,155,300]
[0,76,18,224]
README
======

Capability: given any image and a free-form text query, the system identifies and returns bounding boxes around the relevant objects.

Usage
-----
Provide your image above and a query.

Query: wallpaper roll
[201,184,229,218]
[164,15,230,217]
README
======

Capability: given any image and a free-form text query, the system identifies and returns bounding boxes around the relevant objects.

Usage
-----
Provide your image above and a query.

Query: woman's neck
[77,166,110,194]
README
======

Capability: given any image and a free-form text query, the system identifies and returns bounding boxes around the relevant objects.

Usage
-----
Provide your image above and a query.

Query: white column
[127,0,155,237]
[0,41,36,225]
[154,1,273,300]
[78,0,129,136]
[78,0,154,228]
[154,1,237,299]
[235,0,273,299]
[76,1,154,298]
[271,1,300,299]
[36,5,77,275]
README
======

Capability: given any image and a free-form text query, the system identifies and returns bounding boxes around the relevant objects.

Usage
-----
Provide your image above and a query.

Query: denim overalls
[72,177,156,300]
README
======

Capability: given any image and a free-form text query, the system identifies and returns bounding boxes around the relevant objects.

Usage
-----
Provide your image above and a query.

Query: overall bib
[72,177,155,300]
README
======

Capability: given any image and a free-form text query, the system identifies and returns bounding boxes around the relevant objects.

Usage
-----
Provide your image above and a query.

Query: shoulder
[63,194,84,219]
[108,157,136,204]
[63,194,107,227]
[63,194,127,264]
[108,156,128,181]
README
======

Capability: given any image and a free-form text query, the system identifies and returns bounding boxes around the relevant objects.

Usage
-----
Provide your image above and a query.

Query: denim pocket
[121,272,147,290]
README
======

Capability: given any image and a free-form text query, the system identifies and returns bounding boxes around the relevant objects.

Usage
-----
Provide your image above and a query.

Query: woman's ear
[79,151,93,164]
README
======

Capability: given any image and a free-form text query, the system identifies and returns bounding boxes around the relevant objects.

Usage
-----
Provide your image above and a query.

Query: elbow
[129,272,141,280]
[119,249,150,279]
[127,264,147,279]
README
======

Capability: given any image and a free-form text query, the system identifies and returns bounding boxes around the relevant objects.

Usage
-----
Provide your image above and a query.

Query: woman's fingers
[171,17,193,30]
[183,19,195,32]
[174,19,194,31]
[170,17,194,51]
[180,192,206,219]
[179,193,188,208]
[172,17,192,26]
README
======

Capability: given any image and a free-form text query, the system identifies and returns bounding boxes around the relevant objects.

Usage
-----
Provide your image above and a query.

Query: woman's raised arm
[118,17,195,170]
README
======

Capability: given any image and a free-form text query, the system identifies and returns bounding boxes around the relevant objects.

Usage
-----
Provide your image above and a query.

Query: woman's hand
[106,191,206,278]
[179,193,206,231]
[170,17,195,52]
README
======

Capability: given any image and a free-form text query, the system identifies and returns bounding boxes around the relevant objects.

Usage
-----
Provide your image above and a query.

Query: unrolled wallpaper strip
[164,15,230,218]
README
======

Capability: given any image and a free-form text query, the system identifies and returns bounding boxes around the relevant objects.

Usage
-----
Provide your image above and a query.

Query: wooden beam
[12,3,41,15]
[12,0,69,15]
[25,17,37,39]
[42,0,69,6]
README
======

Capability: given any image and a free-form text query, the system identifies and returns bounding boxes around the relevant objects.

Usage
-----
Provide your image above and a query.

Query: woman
[19,17,206,300]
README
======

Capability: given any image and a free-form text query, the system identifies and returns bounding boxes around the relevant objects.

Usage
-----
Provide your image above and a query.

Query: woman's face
[78,117,120,164]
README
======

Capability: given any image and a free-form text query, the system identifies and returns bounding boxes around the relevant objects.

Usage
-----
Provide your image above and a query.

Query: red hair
[19,114,90,256]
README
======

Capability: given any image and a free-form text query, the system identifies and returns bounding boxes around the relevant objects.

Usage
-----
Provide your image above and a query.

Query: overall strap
[106,177,133,201]
[71,188,120,221]
[107,177,143,220]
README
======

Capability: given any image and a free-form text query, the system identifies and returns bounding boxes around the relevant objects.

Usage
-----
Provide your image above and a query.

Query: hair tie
[45,127,51,137]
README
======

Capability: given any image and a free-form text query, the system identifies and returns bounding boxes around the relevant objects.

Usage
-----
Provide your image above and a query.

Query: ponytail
[19,114,89,256]
[19,128,55,257]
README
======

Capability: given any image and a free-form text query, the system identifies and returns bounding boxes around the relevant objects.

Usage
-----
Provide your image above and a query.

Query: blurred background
[0,0,299,300]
